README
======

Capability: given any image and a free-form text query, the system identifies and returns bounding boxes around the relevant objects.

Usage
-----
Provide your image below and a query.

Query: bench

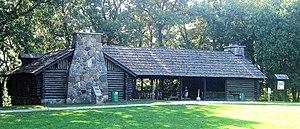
[229,91,240,101]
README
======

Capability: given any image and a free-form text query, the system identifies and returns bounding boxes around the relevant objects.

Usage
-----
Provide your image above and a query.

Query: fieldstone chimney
[224,44,245,56]
[67,32,108,104]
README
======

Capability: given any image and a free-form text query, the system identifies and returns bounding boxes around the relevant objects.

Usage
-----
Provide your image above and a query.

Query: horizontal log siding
[125,73,134,100]
[254,81,260,100]
[44,69,67,99]
[226,78,256,101]
[106,58,127,101]
[107,71,125,100]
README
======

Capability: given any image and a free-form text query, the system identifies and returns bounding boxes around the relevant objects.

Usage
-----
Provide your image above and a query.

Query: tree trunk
[292,87,296,102]
[297,87,300,102]
[158,24,164,47]
[0,81,3,106]
[107,34,113,45]
[138,26,143,47]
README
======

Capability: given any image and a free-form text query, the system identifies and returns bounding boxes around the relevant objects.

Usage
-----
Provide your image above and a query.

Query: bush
[1,77,12,107]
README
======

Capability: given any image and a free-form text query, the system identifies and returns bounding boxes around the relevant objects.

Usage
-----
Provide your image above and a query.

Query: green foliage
[1,77,11,107]
[253,0,300,101]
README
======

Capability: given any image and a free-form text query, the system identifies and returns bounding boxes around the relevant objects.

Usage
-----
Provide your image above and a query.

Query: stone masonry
[67,32,108,104]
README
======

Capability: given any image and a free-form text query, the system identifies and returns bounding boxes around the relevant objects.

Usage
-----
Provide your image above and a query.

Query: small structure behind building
[274,74,289,101]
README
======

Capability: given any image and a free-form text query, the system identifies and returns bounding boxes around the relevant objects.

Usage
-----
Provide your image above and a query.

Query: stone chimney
[224,44,246,56]
[67,32,108,104]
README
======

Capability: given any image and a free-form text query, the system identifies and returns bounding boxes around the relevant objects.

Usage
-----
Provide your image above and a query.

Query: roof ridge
[103,45,229,53]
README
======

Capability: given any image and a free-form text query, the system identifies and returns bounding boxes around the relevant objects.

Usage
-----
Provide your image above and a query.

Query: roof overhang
[103,52,136,77]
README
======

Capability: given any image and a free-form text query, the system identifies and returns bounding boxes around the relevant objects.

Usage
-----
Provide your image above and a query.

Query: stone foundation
[66,32,108,104]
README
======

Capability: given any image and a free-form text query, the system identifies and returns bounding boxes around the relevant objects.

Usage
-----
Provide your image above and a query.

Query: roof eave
[32,50,74,75]
[103,52,137,77]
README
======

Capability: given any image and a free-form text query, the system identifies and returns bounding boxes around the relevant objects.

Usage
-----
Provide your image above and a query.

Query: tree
[81,0,125,45]
[124,0,193,48]
[0,0,50,72]
[254,0,300,101]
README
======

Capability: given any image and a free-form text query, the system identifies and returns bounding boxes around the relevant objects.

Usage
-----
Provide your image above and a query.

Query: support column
[141,78,144,91]
[274,80,277,101]
[151,79,154,99]
[180,78,183,100]
[160,78,164,99]
[155,78,159,100]
[133,79,136,99]
[203,78,207,100]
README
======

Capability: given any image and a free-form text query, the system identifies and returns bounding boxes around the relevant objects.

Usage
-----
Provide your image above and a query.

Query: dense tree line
[1,0,299,101]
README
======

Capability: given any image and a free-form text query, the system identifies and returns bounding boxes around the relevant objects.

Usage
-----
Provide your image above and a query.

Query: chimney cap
[72,32,103,35]
[224,44,246,49]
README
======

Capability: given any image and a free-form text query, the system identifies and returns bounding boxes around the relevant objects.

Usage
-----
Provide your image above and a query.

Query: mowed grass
[0,104,300,129]
[0,100,170,110]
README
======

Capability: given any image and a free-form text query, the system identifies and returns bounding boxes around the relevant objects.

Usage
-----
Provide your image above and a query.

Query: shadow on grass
[0,100,171,110]
[0,105,261,129]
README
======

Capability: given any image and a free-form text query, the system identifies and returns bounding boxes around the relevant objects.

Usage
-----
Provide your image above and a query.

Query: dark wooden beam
[124,73,127,100]
[151,78,154,100]
[141,78,144,91]
[203,78,207,100]
[42,71,45,99]
[155,78,159,100]
[274,80,277,101]
[133,79,136,91]
[180,78,183,100]
[160,78,164,99]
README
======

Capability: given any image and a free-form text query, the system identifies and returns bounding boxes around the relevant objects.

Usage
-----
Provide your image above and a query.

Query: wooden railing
[133,91,154,99]
[133,90,179,100]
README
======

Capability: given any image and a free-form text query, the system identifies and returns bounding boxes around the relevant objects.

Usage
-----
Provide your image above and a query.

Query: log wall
[125,73,134,100]
[43,69,68,99]
[226,78,257,101]
[106,58,134,101]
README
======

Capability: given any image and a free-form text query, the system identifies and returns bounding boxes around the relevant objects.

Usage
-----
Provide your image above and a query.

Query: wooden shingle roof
[274,74,289,80]
[19,53,44,59]
[10,49,74,75]
[103,46,267,79]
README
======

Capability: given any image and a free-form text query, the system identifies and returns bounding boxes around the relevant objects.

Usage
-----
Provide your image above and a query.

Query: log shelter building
[6,33,266,105]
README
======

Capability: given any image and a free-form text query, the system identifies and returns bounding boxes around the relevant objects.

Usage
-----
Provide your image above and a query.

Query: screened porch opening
[133,77,180,100]
[206,78,225,101]
[132,77,225,101]
[182,77,225,100]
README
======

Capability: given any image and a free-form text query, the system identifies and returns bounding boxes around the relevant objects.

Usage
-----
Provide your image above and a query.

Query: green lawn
[1,104,300,129]
[0,100,170,110]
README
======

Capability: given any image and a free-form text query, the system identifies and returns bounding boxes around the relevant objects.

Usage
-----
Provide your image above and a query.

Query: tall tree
[0,0,50,72]
[81,0,124,45]
[254,0,300,101]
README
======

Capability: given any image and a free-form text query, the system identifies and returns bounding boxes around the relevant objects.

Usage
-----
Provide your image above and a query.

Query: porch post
[155,78,159,100]
[141,78,144,91]
[151,78,154,100]
[160,78,164,99]
[133,78,136,99]
[203,78,207,100]
[42,71,45,99]
[274,80,277,101]
[180,78,183,100]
